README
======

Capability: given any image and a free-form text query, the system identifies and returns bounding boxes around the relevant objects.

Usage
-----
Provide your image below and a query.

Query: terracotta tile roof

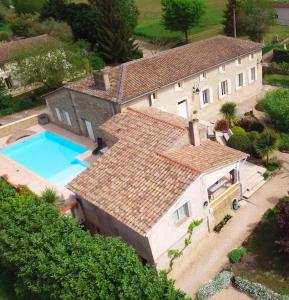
[69,108,247,235]
[272,2,289,8]
[63,36,262,103]
[0,34,54,63]
[162,141,248,173]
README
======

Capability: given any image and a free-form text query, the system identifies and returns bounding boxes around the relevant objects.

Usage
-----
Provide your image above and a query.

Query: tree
[8,13,38,37]
[0,178,189,299]
[240,0,275,42]
[223,0,245,37]
[13,40,86,89]
[161,0,206,43]
[28,18,73,43]
[12,0,45,14]
[89,0,140,63]
[275,197,289,256]
[0,79,11,111]
[220,102,237,127]
[40,0,67,21]
[255,129,279,164]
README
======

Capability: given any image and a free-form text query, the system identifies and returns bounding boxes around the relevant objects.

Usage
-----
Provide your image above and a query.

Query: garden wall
[0,114,38,138]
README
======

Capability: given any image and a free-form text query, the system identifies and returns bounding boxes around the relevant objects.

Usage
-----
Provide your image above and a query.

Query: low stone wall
[0,114,38,138]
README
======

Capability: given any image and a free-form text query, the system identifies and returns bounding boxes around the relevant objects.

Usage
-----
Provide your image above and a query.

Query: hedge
[195,271,233,300]
[227,134,252,154]
[272,48,289,64]
[234,276,286,300]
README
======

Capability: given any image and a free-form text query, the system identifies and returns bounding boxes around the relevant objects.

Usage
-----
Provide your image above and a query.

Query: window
[202,89,210,105]
[173,203,189,223]
[251,67,256,81]
[150,92,158,104]
[237,73,244,88]
[55,108,72,126]
[249,53,254,60]
[219,65,226,73]
[63,111,72,126]
[221,80,228,96]
[200,72,207,80]
[55,108,62,122]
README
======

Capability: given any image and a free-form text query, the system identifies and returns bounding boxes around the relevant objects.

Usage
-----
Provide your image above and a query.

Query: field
[134,0,226,42]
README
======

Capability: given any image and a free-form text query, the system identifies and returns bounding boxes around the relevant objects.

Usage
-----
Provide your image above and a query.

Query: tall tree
[161,0,206,44]
[223,0,245,37]
[40,0,67,21]
[255,129,279,164]
[89,0,140,63]
[240,0,275,42]
[12,0,45,14]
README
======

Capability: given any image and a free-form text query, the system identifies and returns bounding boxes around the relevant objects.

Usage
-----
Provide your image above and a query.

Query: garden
[215,88,289,177]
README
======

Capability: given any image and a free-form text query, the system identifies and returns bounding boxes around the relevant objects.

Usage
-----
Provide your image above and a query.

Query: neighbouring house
[68,107,248,269]
[45,35,263,142]
[272,2,289,25]
[0,34,54,90]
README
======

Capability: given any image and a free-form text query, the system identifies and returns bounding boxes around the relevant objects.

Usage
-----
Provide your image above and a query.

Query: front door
[84,120,95,141]
[177,99,188,119]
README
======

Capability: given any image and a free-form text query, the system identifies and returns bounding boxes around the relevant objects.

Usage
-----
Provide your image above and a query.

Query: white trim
[64,111,72,126]
[55,108,62,122]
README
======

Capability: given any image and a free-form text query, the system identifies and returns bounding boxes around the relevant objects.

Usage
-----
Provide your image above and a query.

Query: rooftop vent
[93,69,111,91]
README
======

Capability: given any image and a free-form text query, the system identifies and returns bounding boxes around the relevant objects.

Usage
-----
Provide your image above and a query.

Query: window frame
[221,80,228,96]
[173,203,189,224]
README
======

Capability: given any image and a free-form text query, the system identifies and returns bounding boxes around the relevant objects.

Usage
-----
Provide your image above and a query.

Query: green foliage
[0,31,10,41]
[263,157,282,172]
[89,0,140,63]
[41,0,67,21]
[161,0,206,43]
[231,126,246,135]
[196,271,233,300]
[12,0,45,14]
[0,178,189,300]
[168,249,183,258]
[261,88,289,132]
[0,79,12,111]
[262,207,277,221]
[87,52,105,71]
[228,247,246,263]
[264,74,289,87]
[213,215,232,233]
[223,0,245,37]
[272,48,289,64]
[275,197,289,256]
[13,40,86,89]
[187,219,203,234]
[227,133,252,153]
[240,0,275,42]
[214,119,229,132]
[279,133,289,152]
[256,129,279,164]
[8,13,38,37]
[40,187,59,205]
[220,102,237,127]
[28,18,73,42]
[247,131,260,143]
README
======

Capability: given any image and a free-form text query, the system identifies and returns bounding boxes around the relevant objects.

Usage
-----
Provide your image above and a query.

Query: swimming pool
[1,131,88,187]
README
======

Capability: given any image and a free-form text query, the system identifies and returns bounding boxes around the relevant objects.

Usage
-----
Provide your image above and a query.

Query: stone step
[243,179,266,199]
[241,171,263,188]
[244,174,265,192]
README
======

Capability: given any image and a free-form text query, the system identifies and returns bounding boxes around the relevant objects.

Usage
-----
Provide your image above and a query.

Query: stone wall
[0,114,38,138]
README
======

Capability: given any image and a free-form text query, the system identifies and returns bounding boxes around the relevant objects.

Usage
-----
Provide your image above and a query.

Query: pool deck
[0,123,96,200]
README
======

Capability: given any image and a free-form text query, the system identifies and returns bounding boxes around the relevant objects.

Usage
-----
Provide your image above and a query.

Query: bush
[228,248,246,263]
[196,271,233,300]
[215,119,229,132]
[0,31,10,41]
[8,13,37,37]
[87,52,105,71]
[250,122,264,133]
[12,0,45,14]
[272,48,289,63]
[227,134,252,153]
[40,187,59,205]
[231,126,246,135]
[275,197,289,256]
[263,158,282,172]
[247,131,260,143]
[261,88,289,132]
[279,133,289,152]
[214,215,232,233]
[0,178,189,300]
[234,276,282,300]
[264,74,289,87]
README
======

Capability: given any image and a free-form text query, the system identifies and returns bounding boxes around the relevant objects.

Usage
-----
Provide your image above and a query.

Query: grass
[134,0,225,42]
[233,210,289,296]
[264,74,289,87]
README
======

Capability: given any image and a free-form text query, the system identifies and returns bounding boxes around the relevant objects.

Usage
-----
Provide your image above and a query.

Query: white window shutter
[228,80,232,95]
[243,72,246,86]
[55,108,62,121]
[199,90,204,108]
[209,88,213,103]
[235,75,239,90]
[64,111,72,126]
[218,82,222,98]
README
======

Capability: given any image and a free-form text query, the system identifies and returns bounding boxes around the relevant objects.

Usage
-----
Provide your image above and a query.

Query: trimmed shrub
[215,119,229,132]
[228,248,246,263]
[227,134,252,154]
[231,126,246,135]
[234,276,282,300]
[279,133,289,152]
[196,271,233,300]
[261,88,289,132]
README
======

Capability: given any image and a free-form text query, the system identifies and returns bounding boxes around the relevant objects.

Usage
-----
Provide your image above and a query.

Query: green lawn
[134,0,226,42]
[264,74,289,87]
[233,209,289,296]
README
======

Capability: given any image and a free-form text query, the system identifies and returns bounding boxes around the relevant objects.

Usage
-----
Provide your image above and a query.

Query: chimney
[188,119,208,146]
[188,119,201,146]
[93,69,110,91]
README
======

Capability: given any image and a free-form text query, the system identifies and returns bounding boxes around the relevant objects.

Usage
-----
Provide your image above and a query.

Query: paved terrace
[0,123,95,200]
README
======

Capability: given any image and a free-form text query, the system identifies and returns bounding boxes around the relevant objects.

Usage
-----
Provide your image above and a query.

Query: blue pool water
[1,131,88,187]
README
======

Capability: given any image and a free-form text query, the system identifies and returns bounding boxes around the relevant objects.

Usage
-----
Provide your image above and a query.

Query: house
[45,36,263,142]
[0,34,54,90]
[272,2,289,25]
[68,107,248,269]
